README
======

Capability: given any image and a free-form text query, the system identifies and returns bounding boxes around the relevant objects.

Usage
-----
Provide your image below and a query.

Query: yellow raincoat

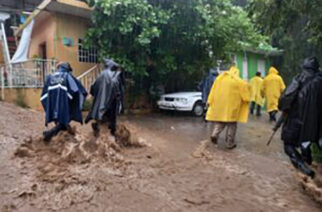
[206,66,251,123]
[250,76,264,106]
[261,67,285,112]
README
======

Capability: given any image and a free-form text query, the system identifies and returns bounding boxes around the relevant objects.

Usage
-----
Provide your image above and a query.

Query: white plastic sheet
[11,20,34,63]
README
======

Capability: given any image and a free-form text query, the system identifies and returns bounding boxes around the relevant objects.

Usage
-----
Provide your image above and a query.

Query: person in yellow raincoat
[261,67,285,121]
[249,72,264,116]
[206,66,250,149]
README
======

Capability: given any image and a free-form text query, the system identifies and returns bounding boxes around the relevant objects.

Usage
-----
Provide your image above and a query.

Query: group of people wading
[40,56,322,178]
[205,57,322,178]
[41,59,124,141]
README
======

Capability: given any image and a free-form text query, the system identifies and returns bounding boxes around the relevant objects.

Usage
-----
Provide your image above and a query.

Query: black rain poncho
[279,57,322,145]
[85,59,121,122]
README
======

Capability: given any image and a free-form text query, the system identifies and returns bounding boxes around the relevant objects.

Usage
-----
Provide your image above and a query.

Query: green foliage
[248,0,322,83]
[86,0,268,93]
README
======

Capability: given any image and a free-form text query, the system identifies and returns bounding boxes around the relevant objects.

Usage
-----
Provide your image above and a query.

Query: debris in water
[296,163,322,204]
[13,123,150,210]
[191,140,213,161]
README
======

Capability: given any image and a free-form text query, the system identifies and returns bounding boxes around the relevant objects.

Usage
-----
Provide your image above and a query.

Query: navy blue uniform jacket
[40,64,87,127]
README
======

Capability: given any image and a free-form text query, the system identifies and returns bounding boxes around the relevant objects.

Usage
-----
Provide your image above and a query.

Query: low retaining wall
[0,88,43,110]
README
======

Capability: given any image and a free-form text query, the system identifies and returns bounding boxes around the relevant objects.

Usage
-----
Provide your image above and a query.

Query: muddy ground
[0,102,321,212]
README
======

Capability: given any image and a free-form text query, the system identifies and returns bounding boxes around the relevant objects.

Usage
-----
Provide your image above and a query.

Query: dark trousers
[250,101,261,116]
[269,110,278,121]
[93,99,117,135]
[284,143,314,177]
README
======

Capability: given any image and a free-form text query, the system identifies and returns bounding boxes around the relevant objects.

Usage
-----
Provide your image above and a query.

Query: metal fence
[0,59,56,88]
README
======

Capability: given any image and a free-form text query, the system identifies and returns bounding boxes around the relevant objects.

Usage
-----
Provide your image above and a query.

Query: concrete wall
[28,11,96,77]
[54,12,95,77]
[0,88,43,110]
[29,11,56,60]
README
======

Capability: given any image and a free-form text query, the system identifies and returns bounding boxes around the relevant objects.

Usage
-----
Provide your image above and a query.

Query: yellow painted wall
[28,11,96,77]
[29,11,56,60]
[54,12,95,77]
[0,88,43,110]
[6,11,97,110]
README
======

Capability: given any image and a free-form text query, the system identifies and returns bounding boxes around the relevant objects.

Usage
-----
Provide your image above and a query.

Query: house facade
[234,48,281,80]
[17,0,96,77]
[0,0,99,109]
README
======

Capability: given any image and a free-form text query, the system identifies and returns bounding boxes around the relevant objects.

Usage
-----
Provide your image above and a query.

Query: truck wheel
[192,101,204,117]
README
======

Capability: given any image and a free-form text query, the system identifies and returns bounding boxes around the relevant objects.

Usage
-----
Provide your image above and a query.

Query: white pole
[1,22,11,65]
[0,22,12,87]
[1,67,4,100]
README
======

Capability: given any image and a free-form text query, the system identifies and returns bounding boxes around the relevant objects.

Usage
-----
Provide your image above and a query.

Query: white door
[258,59,265,77]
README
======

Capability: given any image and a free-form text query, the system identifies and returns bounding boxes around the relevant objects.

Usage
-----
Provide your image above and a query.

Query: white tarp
[11,20,34,64]
[0,12,10,22]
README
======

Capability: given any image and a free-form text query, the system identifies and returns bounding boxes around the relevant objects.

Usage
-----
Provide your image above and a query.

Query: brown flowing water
[0,102,321,211]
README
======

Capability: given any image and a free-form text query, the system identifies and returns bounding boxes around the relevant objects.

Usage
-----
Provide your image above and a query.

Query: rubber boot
[284,144,315,178]
[91,122,100,137]
[250,102,254,115]
[300,142,312,165]
[256,105,261,117]
[43,124,66,142]
[269,111,277,122]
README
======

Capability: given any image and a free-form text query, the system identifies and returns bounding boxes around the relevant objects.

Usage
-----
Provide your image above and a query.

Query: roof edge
[14,0,51,36]
[14,0,92,36]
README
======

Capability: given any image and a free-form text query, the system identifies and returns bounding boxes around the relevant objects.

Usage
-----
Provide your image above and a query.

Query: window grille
[78,39,98,63]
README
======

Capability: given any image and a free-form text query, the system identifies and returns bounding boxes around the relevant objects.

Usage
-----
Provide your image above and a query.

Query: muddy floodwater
[0,102,321,212]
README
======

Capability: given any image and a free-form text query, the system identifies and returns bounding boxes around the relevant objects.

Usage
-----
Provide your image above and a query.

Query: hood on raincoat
[103,58,120,70]
[57,62,73,72]
[228,66,240,77]
[268,67,278,75]
[302,57,320,72]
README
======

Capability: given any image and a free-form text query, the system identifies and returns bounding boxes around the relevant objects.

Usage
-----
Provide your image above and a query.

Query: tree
[86,0,268,99]
[248,0,322,83]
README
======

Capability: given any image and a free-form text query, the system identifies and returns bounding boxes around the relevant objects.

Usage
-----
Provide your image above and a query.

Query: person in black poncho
[85,58,124,136]
[279,57,322,178]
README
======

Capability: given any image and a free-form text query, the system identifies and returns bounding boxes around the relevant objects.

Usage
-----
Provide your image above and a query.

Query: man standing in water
[85,59,123,136]
[206,65,250,149]
[261,67,285,122]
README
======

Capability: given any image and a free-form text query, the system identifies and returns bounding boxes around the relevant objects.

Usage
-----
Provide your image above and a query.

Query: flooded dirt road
[0,102,321,211]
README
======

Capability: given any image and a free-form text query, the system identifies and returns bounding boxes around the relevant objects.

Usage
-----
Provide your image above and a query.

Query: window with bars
[78,39,98,63]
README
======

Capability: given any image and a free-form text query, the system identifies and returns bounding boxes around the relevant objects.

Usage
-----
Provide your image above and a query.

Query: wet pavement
[123,112,286,160]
